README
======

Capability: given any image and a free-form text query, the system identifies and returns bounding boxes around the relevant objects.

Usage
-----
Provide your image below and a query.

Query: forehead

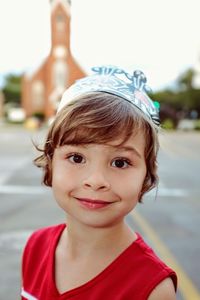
[105,131,146,155]
[59,131,146,159]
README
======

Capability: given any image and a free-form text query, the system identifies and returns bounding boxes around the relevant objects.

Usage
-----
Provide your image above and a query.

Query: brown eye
[111,159,130,169]
[68,154,85,164]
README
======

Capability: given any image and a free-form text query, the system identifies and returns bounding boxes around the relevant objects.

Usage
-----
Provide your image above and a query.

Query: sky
[0,0,200,90]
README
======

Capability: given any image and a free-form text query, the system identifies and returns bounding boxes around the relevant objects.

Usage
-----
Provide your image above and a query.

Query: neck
[62,216,136,259]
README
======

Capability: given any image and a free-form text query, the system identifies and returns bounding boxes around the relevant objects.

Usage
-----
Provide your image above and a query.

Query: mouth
[75,198,114,210]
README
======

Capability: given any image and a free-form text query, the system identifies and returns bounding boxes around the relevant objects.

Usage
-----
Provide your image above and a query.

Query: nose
[82,168,110,191]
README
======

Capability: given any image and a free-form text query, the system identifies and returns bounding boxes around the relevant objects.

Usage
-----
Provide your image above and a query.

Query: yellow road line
[130,210,200,300]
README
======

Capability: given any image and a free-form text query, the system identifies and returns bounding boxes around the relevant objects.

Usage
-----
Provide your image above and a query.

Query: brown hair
[34,92,159,202]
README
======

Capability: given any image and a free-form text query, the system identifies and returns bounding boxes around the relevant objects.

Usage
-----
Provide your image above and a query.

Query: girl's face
[52,132,146,229]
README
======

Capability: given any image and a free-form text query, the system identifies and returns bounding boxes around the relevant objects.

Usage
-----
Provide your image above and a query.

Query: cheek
[116,172,146,201]
[52,164,80,195]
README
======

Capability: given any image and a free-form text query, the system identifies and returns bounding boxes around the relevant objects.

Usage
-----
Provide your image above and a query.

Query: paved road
[132,131,200,300]
[0,125,200,300]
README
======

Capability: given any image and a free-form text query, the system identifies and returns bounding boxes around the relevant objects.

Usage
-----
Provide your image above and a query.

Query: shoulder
[148,278,177,300]
[26,224,65,244]
[22,224,66,276]
[132,234,177,294]
[23,224,66,258]
[28,223,65,240]
[134,234,171,272]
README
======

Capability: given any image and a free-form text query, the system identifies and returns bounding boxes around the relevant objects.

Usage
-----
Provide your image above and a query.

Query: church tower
[22,0,86,119]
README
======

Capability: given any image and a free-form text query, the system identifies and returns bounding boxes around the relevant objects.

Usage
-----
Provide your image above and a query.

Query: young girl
[21,66,177,300]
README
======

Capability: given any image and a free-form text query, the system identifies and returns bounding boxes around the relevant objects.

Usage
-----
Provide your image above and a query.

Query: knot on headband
[58,65,160,126]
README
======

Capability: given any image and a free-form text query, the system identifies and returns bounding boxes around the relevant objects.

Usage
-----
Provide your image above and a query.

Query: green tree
[177,69,200,113]
[152,68,200,126]
[177,68,194,91]
[2,74,22,105]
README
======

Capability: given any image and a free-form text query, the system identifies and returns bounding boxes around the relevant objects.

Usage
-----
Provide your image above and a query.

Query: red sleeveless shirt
[21,224,177,300]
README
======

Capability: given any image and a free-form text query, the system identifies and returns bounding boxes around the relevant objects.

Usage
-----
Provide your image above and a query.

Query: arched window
[31,81,45,111]
[56,13,65,32]
[53,60,68,89]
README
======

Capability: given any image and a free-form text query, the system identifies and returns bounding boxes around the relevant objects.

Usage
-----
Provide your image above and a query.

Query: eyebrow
[119,146,142,158]
[61,144,142,159]
[114,146,142,159]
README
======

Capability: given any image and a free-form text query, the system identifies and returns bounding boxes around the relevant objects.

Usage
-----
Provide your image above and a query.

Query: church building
[21,0,86,119]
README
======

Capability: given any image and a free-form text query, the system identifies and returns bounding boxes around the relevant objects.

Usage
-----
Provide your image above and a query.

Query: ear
[137,191,143,203]
[44,155,53,187]
[140,173,153,199]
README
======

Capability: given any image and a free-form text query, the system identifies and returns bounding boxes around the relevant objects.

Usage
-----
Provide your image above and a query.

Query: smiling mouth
[76,198,114,209]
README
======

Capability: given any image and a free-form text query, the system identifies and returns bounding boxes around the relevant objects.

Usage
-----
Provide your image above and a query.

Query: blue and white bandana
[58,65,160,126]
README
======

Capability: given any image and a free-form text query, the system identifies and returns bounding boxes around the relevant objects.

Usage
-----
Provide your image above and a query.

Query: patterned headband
[58,65,160,126]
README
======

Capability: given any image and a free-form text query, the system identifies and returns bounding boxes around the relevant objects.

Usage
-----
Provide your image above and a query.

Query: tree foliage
[152,68,200,125]
[2,74,22,105]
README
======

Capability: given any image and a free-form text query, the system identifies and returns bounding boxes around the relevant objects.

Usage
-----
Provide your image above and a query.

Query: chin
[77,214,125,229]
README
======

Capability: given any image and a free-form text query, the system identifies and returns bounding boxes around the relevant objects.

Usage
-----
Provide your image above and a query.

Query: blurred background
[0,0,200,128]
[0,0,199,299]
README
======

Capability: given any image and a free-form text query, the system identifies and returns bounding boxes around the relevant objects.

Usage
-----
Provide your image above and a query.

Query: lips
[76,198,113,210]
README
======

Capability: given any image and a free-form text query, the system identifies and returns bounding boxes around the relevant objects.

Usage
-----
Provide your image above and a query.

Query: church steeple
[22,0,85,119]
[50,0,71,51]
[49,0,71,5]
